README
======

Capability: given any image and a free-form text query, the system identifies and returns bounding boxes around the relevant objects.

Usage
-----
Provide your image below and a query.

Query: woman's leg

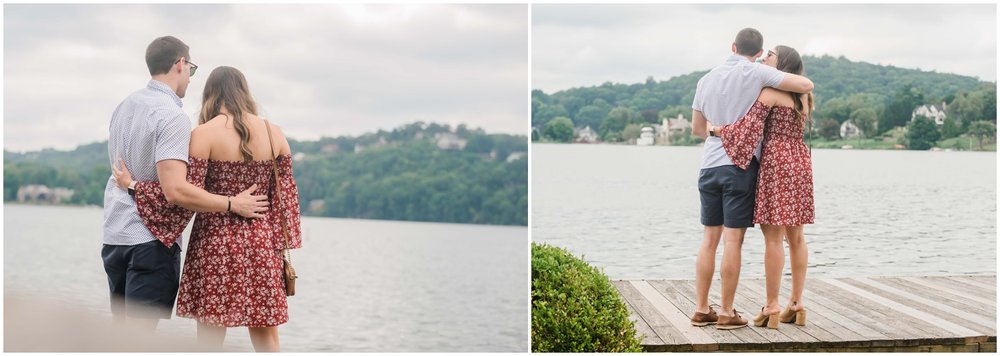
[785,225,807,310]
[761,224,784,314]
[196,322,227,351]
[249,326,280,352]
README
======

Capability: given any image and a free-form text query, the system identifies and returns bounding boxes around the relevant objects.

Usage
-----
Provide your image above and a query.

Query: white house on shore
[17,185,74,204]
[840,120,862,139]
[575,126,598,143]
[912,102,948,125]
[658,114,691,144]
[637,127,655,146]
[435,132,468,150]
[506,151,527,162]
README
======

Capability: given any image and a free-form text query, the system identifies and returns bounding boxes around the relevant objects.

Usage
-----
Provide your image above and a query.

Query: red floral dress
[133,154,302,327]
[718,101,815,226]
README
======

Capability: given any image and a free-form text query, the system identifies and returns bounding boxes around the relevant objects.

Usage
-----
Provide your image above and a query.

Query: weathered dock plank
[612,280,688,350]
[612,275,995,352]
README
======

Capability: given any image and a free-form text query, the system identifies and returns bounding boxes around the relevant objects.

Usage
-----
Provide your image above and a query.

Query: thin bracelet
[227,196,232,212]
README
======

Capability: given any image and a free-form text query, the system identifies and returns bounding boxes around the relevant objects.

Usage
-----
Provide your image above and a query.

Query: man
[102,36,269,330]
[688,28,814,330]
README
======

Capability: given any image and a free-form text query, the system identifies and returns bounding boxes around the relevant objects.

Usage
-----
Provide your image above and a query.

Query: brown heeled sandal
[778,301,807,326]
[753,307,780,329]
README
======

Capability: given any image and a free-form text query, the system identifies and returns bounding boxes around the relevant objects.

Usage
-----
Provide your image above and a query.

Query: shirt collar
[726,54,753,64]
[147,79,183,108]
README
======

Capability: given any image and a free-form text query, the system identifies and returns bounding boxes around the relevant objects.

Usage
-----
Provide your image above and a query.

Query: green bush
[531,243,643,352]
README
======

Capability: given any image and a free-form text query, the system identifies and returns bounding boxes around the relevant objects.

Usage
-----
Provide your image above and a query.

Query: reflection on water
[4,205,529,352]
[532,144,997,280]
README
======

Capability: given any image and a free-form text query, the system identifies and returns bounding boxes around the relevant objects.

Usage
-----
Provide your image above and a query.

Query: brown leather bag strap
[264,120,292,260]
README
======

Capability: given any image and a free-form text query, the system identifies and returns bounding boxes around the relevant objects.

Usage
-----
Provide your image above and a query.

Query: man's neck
[150,76,180,96]
[732,53,755,62]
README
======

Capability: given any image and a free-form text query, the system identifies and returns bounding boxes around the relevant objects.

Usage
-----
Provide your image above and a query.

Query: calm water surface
[4,204,529,352]
[532,144,996,280]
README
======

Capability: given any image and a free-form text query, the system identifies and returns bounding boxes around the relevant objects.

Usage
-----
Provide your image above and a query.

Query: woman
[113,66,303,351]
[707,45,814,329]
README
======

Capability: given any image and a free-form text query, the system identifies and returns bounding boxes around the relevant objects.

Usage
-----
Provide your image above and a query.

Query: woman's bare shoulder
[760,87,794,107]
[196,114,229,130]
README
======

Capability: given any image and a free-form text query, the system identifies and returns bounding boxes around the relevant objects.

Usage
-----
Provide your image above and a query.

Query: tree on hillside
[967,121,996,150]
[817,118,840,140]
[621,124,642,143]
[659,106,688,121]
[640,109,659,124]
[905,115,941,150]
[940,116,964,139]
[949,85,997,126]
[575,105,610,131]
[599,106,638,140]
[543,117,575,143]
[881,84,924,135]
[850,108,878,139]
[533,103,568,129]
[816,96,852,123]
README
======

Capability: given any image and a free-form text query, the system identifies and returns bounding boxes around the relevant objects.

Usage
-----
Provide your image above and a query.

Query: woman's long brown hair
[199,66,258,161]
[774,45,815,124]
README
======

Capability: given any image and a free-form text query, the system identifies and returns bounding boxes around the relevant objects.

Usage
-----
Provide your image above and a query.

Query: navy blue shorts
[698,158,759,228]
[101,240,181,319]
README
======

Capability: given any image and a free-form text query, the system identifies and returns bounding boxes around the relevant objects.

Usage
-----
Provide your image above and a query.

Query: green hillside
[4,122,528,226]
[532,55,996,147]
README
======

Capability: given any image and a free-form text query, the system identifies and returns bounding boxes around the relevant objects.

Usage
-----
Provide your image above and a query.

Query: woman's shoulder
[759,87,795,107]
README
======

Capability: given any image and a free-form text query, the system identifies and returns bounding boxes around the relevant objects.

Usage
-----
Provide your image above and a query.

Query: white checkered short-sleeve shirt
[692,55,786,169]
[103,80,191,246]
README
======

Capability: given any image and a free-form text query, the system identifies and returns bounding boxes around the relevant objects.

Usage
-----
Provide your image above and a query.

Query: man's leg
[124,240,181,331]
[694,225,723,314]
[695,166,725,316]
[102,244,128,326]
[718,158,759,318]
[719,227,745,316]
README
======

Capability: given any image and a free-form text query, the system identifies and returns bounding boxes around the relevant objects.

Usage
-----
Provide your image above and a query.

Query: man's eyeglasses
[175,58,198,77]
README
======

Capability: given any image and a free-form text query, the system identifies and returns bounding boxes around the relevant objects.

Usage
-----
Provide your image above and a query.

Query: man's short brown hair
[145,36,190,76]
[734,28,763,57]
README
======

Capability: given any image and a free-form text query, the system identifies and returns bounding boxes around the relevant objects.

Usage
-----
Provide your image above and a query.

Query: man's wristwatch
[708,127,718,137]
[127,181,137,197]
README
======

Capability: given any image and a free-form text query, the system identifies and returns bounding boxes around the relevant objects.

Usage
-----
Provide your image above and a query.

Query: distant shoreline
[530,141,997,152]
[2,203,530,228]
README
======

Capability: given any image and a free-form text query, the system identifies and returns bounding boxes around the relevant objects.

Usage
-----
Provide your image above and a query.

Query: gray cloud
[4,4,528,151]
[533,4,996,93]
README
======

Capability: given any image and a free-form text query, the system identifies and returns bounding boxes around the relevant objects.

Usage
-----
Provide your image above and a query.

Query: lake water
[4,204,529,352]
[532,144,997,280]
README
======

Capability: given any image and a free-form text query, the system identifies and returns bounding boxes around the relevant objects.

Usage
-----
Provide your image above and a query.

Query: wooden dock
[612,275,996,352]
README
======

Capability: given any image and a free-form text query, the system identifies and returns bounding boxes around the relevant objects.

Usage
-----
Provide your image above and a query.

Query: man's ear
[754,49,763,59]
[175,56,185,75]
[731,43,737,54]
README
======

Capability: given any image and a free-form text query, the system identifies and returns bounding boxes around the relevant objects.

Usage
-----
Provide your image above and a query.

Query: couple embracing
[101,36,303,351]
[689,28,816,330]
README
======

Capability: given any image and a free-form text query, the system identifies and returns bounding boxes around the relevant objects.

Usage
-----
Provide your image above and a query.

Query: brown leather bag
[265,120,298,296]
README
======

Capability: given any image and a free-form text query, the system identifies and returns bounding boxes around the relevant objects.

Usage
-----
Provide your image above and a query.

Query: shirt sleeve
[270,155,302,250]
[155,111,192,164]
[133,157,206,248]
[756,63,786,88]
[691,77,705,111]
[718,101,770,170]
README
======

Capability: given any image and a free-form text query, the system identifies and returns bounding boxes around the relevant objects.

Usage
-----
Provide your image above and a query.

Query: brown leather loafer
[690,305,719,327]
[716,309,748,330]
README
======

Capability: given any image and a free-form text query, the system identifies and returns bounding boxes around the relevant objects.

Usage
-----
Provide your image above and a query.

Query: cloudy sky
[4,4,528,152]
[533,4,996,93]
